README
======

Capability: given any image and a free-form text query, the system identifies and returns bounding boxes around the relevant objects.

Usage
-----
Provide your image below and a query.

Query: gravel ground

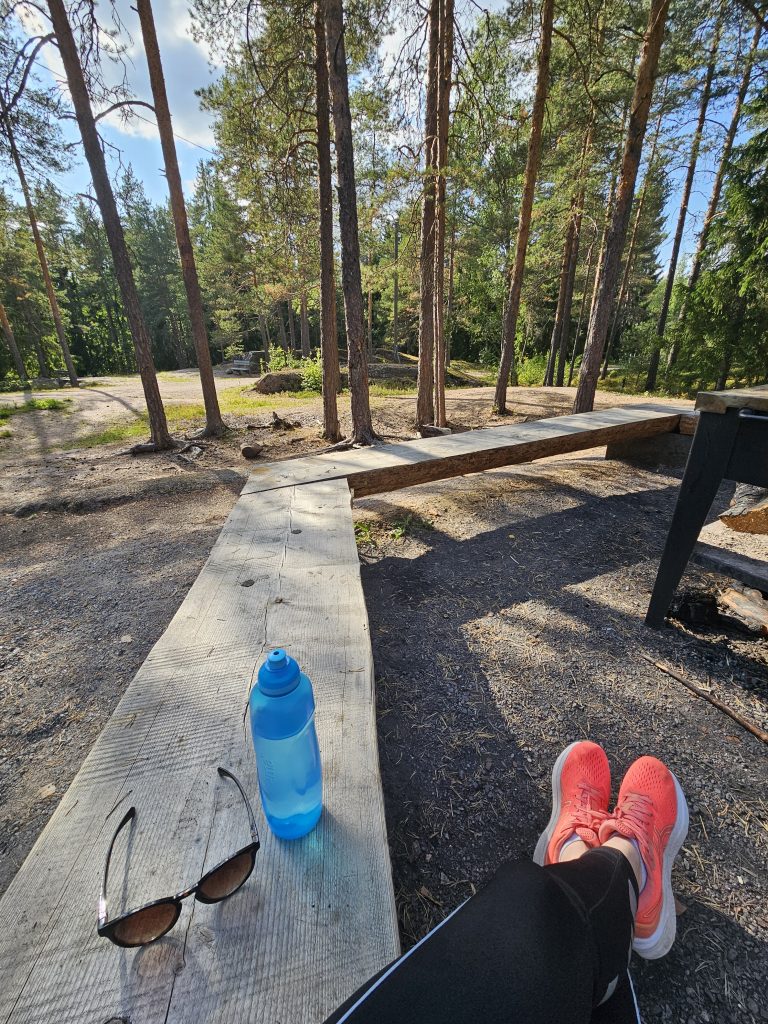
[1,379,765,1022]
[356,458,767,1024]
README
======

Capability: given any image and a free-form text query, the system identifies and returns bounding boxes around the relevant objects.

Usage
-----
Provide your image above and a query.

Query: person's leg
[324,848,638,1024]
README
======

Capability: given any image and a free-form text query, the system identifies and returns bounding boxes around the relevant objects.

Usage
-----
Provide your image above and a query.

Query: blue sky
[15,0,219,206]
[9,0,750,272]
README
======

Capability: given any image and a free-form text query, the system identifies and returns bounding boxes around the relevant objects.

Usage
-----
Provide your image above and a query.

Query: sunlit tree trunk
[573,0,669,414]
[417,0,440,428]
[601,88,666,380]
[47,0,171,448]
[433,0,454,427]
[287,298,296,351]
[300,291,310,357]
[646,18,721,390]
[0,302,26,381]
[314,0,340,441]
[137,0,225,435]
[494,0,555,413]
[2,108,78,385]
[567,227,597,387]
[324,0,375,443]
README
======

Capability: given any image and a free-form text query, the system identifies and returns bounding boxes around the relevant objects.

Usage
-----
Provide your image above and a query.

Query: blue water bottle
[249,648,322,839]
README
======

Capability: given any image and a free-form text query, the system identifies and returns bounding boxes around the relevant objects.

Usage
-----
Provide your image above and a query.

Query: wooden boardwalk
[0,402,694,1023]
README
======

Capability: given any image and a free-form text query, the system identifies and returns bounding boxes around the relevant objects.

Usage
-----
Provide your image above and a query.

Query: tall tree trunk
[646,19,721,390]
[416,0,440,427]
[287,298,297,351]
[277,303,289,351]
[137,0,225,435]
[573,0,670,414]
[259,313,271,362]
[433,0,454,427]
[567,227,598,386]
[314,0,340,441]
[0,302,27,381]
[672,20,762,353]
[367,273,373,361]
[47,0,171,448]
[300,290,310,357]
[446,213,456,366]
[601,87,666,380]
[1,108,78,385]
[392,216,400,362]
[545,121,593,387]
[324,0,375,443]
[494,0,555,413]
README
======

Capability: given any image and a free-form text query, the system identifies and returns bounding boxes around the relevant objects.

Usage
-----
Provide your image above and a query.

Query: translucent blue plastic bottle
[249,649,322,839]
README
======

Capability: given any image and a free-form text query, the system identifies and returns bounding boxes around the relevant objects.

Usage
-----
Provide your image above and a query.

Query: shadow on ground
[359,458,767,1024]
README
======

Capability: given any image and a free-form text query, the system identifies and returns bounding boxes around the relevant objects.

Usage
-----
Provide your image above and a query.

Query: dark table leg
[645,408,741,627]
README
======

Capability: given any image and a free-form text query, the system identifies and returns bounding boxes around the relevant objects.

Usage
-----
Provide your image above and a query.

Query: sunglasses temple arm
[99,807,136,927]
[218,767,260,844]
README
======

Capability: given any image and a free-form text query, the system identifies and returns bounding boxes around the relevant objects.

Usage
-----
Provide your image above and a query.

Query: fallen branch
[639,654,768,745]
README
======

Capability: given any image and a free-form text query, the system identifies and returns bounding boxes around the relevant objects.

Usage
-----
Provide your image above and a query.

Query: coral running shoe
[598,756,689,960]
[534,741,611,867]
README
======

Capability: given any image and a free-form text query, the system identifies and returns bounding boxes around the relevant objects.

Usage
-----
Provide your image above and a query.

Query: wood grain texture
[690,542,768,593]
[0,479,399,1024]
[245,405,688,499]
[696,385,768,415]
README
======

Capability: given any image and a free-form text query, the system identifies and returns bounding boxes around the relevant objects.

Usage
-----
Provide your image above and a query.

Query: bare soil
[1,374,765,1023]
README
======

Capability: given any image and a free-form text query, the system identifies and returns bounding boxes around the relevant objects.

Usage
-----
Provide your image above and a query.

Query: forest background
[0,0,766,443]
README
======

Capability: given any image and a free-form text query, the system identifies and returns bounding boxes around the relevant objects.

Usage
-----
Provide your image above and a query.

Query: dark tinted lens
[112,901,179,946]
[197,851,254,902]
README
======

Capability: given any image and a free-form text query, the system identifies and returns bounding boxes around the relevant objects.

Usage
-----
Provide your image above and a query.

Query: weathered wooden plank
[690,542,768,592]
[0,480,399,1024]
[696,385,768,415]
[244,405,687,499]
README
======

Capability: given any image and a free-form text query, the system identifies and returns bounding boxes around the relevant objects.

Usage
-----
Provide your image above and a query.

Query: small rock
[240,443,264,460]
[120,634,133,644]
[37,784,56,801]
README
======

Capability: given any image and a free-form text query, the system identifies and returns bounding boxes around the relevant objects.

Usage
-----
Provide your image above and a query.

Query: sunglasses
[98,767,260,947]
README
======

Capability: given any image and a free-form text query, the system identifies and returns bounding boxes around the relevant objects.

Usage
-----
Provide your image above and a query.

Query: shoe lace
[612,792,653,844]
[568,781,609,837]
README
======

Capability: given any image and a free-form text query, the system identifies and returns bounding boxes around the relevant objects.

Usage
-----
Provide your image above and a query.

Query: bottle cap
[257,648,301,696]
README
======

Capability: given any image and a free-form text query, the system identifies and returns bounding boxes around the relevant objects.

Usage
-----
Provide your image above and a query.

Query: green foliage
[268,348,301,372]
[517,354,549,388]
[0,397,70,421]
[300,352,323,392]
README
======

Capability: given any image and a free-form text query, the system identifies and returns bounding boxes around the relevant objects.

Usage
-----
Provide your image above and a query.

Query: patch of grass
[354,521,376,545]
[0,397,71,422]
[218,388,319,414]
[369,381,417,397]
[71,386,321,448]
[0,428,12,438]
[74,418,150,448]
[388,513,434,540]
[448,360,497,386]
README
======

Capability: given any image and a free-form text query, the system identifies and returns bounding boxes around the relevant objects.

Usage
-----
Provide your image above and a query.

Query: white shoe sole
[632,771,689,960]
[533,741,582,866]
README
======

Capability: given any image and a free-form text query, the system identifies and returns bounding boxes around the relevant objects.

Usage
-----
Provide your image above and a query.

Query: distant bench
[0,402,695,1023]
[227,351,266,376]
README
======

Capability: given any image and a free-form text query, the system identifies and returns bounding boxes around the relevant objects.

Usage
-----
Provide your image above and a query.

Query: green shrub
[267,347,301,372]
[300,352,323,392]
[517,353,548,387]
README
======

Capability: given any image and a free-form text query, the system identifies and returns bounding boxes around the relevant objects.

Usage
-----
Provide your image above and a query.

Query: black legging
[325,848,640,1024]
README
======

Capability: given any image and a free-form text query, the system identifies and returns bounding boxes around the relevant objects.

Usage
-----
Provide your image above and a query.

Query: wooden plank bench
[244,403,693,498]
[0,480,398,1023]
[0,401,695,1023]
